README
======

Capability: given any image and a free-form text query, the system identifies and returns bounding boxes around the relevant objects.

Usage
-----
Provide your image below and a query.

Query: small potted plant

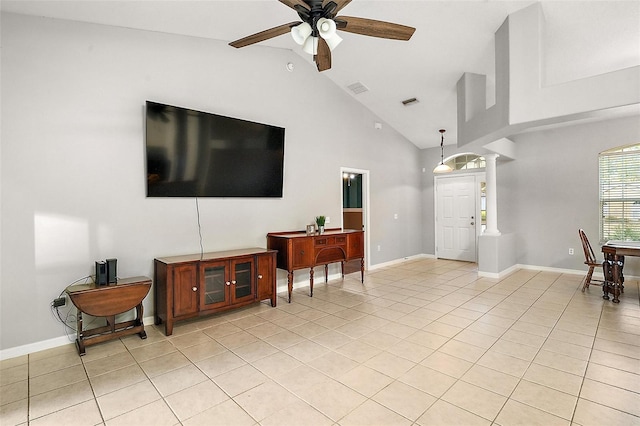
[315,216,326,234]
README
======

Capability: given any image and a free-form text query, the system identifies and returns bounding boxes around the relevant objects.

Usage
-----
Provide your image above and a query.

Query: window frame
[443,154,485,172]
[599,143,640,242]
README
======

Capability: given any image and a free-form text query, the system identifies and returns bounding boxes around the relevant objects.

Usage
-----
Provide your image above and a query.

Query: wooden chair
[579,229,605,292]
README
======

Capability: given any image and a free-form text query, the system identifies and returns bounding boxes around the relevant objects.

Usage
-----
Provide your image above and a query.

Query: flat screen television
[145,101,285,197]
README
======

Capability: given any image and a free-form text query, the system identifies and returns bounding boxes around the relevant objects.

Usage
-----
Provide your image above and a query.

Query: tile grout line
[568,289,605,426]
[328,265,540,424]
[11,262,640,426]
[488,273,589,424]
[420,268,549,424]
[81,353,108,425]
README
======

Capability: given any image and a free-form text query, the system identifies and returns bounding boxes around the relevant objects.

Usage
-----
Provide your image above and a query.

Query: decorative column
[483,153,501,236]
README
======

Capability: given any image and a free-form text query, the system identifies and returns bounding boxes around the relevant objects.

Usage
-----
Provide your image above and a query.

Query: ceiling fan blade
[229,21,301,48]
[315,37,332,72]
[279,0,310,12]
[329,0,352,14]
[335,16,415,41]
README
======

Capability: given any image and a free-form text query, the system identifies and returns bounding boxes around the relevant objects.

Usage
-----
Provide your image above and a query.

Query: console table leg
[309,268,314,297]
[287,270,294,303]
[341,261,345,278]
[324,264,328,283]
[360,258,365,283]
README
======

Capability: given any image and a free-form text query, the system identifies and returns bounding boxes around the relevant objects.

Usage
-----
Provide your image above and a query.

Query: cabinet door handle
[225,281,231,286]
[191,286,197,292]
[231,280,237,285]
[258,274,263,279]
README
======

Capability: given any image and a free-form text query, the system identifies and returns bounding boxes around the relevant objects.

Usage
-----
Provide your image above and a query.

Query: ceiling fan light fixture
[229,1,416,73]
[302,36,318,55]
[316,18,342,51]
[324,33,343,51]
[317,18,337,38]
[291,22,312,45]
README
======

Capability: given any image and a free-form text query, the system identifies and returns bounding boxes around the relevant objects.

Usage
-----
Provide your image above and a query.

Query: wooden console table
[66,276,151,355]
[602,241,640,303]
[267,228,364,302]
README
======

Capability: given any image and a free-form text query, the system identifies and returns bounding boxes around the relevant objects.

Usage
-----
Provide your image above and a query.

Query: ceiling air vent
[347,82,369,95]
[402,97,419,106]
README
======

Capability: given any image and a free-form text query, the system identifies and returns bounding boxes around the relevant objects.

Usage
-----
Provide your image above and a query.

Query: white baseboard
[273,255,436,294]
[3,257,635,361]
[481,263,639,282]
[0,335,75,361]
[369,253,435,270]
[0,316,157,361]
[477,264,520,279]
[516,264,585,276]
[479,264,586,279]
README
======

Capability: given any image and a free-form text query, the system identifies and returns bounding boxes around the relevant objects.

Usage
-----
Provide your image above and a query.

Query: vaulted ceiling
[2,0,638,149]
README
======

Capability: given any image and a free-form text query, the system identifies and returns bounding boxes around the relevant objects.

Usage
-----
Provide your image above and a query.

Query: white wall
[421,115,640,277]
[501,115,640,276]
[0,13,423,352]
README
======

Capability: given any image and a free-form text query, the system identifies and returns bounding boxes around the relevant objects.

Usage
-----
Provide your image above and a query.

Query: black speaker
[106,258,117,284]
[95,261,107,285]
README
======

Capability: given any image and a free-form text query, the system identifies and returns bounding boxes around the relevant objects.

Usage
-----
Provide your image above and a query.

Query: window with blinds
[599,143,640,242]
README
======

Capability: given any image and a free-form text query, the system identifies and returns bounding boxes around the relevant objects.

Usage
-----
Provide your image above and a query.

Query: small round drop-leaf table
[66,276,151,355]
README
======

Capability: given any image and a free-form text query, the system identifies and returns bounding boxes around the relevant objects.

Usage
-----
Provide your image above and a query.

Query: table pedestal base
[75,307,147,356]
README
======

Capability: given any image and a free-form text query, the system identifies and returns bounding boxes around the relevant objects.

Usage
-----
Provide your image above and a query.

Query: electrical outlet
[325,216,330,224]
[377,245,381,252]
[569,248,574,255]
[53,297,66,308]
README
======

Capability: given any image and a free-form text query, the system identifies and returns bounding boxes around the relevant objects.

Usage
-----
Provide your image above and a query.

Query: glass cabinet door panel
[233,261,252,299]
[203,263,227,308]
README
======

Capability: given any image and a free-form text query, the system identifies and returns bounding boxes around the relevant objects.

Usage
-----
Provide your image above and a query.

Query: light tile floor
[2,258,640,425]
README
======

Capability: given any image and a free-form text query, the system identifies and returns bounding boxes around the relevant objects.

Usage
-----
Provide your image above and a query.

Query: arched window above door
[442,154,486,171]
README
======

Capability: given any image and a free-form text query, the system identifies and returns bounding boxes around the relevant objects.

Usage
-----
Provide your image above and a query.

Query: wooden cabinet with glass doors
[154,248,277,336]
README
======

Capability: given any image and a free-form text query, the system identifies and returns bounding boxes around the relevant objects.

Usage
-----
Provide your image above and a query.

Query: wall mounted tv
[145,101,285,198]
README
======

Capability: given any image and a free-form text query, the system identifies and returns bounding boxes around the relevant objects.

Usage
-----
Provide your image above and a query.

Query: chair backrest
[579,229,598,265]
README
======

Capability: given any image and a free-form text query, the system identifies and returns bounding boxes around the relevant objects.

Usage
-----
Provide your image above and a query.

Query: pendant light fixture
[433,129,453,173]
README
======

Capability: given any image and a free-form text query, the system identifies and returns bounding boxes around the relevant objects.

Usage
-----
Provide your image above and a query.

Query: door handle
[225,281,231,286]
[191,286,197,292]
[471,222,475,225]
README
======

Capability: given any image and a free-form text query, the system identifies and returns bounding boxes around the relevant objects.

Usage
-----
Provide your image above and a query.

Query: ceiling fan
[229,0,416,72]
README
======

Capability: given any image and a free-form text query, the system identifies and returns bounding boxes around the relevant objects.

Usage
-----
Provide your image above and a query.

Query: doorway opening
[343,172,363,230]
[341,167,370,272]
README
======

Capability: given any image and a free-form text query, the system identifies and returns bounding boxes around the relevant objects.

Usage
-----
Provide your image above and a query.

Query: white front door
[436,175,477,262]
